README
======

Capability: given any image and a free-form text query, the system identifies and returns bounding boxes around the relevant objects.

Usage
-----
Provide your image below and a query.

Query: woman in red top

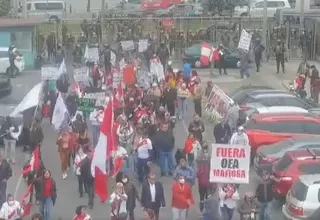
[184,133,198,166]
[172,175,194,220]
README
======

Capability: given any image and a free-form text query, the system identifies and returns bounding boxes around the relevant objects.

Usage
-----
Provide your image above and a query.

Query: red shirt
[172,181,194,209]
[43,178,52,197]
[184,137,196,154]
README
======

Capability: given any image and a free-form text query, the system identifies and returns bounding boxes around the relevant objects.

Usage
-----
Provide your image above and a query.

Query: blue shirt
[183,63,191,79]
[173,165,196,185]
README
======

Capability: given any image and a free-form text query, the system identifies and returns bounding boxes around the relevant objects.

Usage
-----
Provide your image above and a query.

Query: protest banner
[210,144,250,184]
[77,98,96,113]
[41,67,59,80]
[238,29,252,51]
[205,85,232,122]
[73,68,88,83]
[121,40,135,51]
[83,92,106,107]
[84,46,99,62]
[138,39,148,52]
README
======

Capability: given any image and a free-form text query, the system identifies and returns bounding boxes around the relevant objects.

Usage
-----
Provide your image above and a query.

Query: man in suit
[141,172,166,220]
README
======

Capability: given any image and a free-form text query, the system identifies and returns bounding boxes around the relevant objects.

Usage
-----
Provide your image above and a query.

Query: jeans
[194,99,202,117]
[77,175,87,196]
[40,197,53,220]
[177,98,187,119]
[172,207,187,220]
[92,124,100,148]
[259,202,271,220]
[221,205,234,220]
[87,183,95,207]
[137,157,150,183]
[159,151,174,176]
[4,139,16,162]
[198,184,209,212]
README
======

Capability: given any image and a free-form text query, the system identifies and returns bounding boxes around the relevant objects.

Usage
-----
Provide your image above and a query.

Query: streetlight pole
[23,0,28,18]
[299,0,305,35]
[262,0,267,59]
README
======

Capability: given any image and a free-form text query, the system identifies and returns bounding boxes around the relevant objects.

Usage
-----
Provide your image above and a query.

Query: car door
[250,1,264,17]
[0,50,9,74]
[258,96,282,107]
[282,97,310,109]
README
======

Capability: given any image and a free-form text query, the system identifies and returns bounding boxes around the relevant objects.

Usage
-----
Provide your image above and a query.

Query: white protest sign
[238,29,252,51]
[119,58,126,71]
[83,92,105,99]
[138,39,148,52]
[84,46,99,62]
[111,51,116,67]
[121,40,135,51]
[41,66,59,80]
[73,68,88,83]
[209,144,250,184]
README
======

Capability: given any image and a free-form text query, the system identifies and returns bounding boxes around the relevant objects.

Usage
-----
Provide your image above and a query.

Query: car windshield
[261,139,295,154]
[34,2,63,10]
[291,179,308,201]
[275,154,292,171]
[0,51,8,58]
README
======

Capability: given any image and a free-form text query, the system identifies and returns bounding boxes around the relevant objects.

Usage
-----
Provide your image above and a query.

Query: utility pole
[101,0,106,14]
[299,0,305,35]
[262,0,267,59]
[23,0,27,19]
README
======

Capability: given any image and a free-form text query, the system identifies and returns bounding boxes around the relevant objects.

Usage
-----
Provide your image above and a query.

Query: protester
[134,133,153,183]
[74,147,87,198]
[202,186,222,220]
[31,213,43,220]
[177,83,190,120]
[141,173,166,220]
[239,50,251,79]
[274,39,285,74]
[153,123,175,174]
[171,175,194,220]
[173,157,196,186]
[226,100,240,132]
[117,115,134,150]
[218,183,240,220]
[183,133,200,166]
[183,61,191,82]
[80,152,94,209]
[109,182,128,220]
[238,192,259,220]
[195,142,213,212]
[76,131,91,154]
[193,82,203,117]
[230,126,250,146]
[56,131,71,179]
[254,38,265,72]
[36,170,57,220]
[162,83,177,117]
[256,171,273,220]
[310,65,320,102]
[121,174,140,220]
[188,114,205,142]
[0,151,12,208]
[214,119,231,144]
[73,205,92,220]
[1,116,19,164]
[0,194,24,220]
[29,118,44,152]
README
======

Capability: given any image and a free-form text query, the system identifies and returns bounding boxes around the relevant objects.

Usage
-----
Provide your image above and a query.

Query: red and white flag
[200,42,213,66]
[22,146,40,174]
[91,96,113,202]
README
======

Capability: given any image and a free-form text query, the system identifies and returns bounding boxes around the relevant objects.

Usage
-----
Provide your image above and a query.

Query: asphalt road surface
[3,60,305,219]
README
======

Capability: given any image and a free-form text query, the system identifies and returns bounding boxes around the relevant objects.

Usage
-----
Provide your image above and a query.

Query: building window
[10,32,32,51]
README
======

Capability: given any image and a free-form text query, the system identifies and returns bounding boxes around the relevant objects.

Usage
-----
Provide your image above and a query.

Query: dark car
[239,93,319,111]
[182,42,240,68]
[228,85,273,100]
[254,136,320,176]
[0,72,12,96]
[232,89,287,106]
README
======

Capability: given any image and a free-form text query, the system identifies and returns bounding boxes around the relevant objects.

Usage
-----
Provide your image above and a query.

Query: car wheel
[194,60,201,68]
[49,16,59,22]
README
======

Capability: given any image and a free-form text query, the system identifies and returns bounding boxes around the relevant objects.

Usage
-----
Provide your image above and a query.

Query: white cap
[168,60,172,65]
[238,126,244,131]
[152,83,157,87]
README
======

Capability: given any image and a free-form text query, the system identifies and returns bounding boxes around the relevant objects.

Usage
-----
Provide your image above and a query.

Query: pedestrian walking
[56,131,71,179]
[110,182,128,220]
[0,151,12,208]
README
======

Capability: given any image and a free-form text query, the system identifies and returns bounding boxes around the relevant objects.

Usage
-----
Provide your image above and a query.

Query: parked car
[272,149,320,200]
[282,174,320,220]
[238,92,319,110]
[244,105,308,119]
[155,3,203,16]
[254,136,320,176]
[233,0,291,17]
[0,72,12,96]
[0,47,25,77]
[244,112,320,155]
[182,42,240,68]
[228,85,273,104]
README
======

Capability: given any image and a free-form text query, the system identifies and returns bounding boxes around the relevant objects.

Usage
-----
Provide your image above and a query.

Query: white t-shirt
[0,201,23,220]
[136,138,152,159]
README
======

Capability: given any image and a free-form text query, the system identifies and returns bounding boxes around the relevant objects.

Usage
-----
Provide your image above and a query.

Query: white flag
[57,59,67,77]
[52,93,68,130]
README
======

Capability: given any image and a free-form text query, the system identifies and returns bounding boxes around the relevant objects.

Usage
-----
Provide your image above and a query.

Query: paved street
[1,59,309,219]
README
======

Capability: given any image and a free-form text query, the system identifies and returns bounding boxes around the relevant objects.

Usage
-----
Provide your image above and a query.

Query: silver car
[283,174,320,219]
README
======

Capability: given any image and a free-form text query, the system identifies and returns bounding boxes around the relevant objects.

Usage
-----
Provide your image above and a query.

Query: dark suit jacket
[141,180,166,209]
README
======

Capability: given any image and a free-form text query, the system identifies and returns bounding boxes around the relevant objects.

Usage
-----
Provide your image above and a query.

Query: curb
[281,80,292,91]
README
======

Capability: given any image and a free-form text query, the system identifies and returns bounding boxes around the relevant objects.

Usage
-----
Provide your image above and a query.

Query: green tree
[0,0,11,17]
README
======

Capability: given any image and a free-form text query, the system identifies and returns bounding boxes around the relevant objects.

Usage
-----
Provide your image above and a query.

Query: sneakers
[62,173,68,179]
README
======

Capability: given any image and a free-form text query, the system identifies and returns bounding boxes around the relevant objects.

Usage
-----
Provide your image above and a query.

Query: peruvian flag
[22,146,40,174]
[91,96,113,202]
[20,184,33,217]
[200,42,213,66]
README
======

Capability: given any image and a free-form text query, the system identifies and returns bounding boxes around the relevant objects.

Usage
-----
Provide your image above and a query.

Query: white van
[27,0,65,20]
